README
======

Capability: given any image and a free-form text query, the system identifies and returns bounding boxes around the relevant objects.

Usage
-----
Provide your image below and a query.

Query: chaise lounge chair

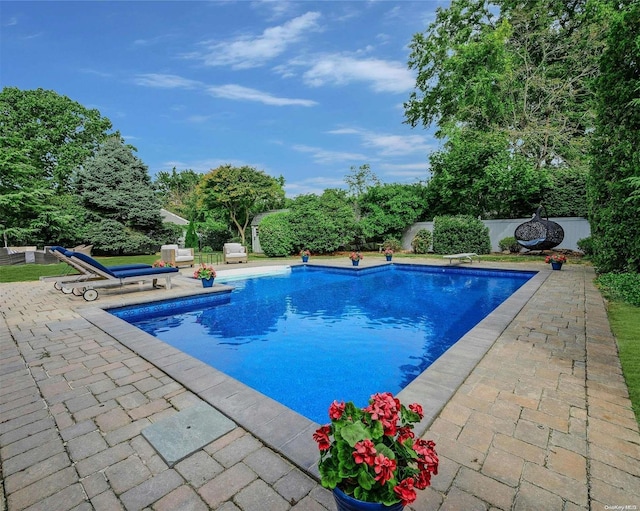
[46,248,179,301]
[43,246,151,284]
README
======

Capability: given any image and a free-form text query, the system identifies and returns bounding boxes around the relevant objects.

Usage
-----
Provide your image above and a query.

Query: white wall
[401,217,590,252]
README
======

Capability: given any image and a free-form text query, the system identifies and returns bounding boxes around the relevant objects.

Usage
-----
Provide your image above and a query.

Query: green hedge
[257,213,294,257]
[432,215,491,255]
[411,229,432,254]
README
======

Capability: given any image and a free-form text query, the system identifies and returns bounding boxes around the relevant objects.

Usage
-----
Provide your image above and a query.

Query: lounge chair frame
[44,248,178,301]
[442,253,479,264]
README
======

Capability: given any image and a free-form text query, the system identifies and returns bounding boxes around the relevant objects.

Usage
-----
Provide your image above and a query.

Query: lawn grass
[0,255,161,283]
[607,302,640,425]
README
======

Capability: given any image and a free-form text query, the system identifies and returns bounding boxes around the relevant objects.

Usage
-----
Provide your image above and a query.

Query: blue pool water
[110,265,533,423]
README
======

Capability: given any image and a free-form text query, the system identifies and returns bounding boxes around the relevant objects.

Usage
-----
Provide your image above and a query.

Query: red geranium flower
[373,454,397,484]
[415,468,432,489]
[393,477,417,506]
[409,403,424,418]
[314,392,438,506]
[329,400,345,420]
[353,439,377,466]
[397,426,415,445]
[313,425,331,451]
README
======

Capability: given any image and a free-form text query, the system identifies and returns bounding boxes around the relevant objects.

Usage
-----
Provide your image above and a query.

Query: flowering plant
[300,249,311,257]
[349,251,363,261]
[384,248,394,256]
[152,260,175,268]
[545,253,567,264]
[193,265,216,279]
[314,392,438,506]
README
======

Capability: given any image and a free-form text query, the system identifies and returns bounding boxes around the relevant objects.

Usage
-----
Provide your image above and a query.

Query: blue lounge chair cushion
[71,251,159,276]
[112,267,178,278]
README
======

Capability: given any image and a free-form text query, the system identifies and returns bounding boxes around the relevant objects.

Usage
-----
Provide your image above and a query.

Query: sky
[1,1,448,197]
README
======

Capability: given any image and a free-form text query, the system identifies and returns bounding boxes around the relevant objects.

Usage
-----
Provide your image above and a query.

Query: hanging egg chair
[514,206,564,251]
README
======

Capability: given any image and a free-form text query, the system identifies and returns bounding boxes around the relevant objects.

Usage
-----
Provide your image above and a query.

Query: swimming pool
[110,264,534,423]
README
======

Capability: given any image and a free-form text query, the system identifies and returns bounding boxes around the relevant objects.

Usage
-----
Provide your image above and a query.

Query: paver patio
[1,259,639,510]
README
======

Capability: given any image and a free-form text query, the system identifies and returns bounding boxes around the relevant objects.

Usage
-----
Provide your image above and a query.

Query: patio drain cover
[142,402,235,467]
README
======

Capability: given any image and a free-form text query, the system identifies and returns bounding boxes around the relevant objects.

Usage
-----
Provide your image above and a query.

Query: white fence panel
[401,218,590,253]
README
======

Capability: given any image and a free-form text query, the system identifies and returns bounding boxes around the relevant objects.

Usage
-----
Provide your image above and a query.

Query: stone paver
[2,261,640,511]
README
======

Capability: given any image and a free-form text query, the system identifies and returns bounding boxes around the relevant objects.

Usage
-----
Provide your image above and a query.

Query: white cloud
[206,84,317,106]
[292,144,371,164]
[194,11,321,69]
[134,73,203,89]
[5,16,18,27]
[285,176,346,197]
[80,68,113,78]
[303,55,414,93]
[327,128,433,156]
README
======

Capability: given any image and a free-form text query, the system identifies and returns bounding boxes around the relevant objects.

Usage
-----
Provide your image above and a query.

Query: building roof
[160,208,189,226]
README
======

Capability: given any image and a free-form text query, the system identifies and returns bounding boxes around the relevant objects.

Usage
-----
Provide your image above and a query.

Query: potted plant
[314,392,438,510]
[193,265,217,287]
[300,249,311,263]
[349,251,363,266]
[545,253,567,270]
[152,260,176,268]
[383,248,393,262]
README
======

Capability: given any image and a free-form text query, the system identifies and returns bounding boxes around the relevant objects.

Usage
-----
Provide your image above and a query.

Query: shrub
[85,219,157,255]
[595,273,640,307]
[411,229,432,254]
[432,216,491,255]
[499,236,520,253]
[577,236,594,256]
[383,237,403,252]
[258,212,295,257]
[184,220,198,249]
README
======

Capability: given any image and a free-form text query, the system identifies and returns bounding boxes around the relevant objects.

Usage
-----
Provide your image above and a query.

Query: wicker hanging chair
[514,206,564,251]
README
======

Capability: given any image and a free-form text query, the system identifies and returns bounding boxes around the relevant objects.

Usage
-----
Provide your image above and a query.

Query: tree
[344,164,380,198]
[184,220,199,250]
[74,137,163,254]
[358,184,427,241]
[405,0,604,170]
[197,165,285,245]
[0,87,114,244]
[404,0,606,217]
[425,128,545,218]
[288,190,357,253]
[0,87,115,190]
[154,167,202,219]
[587,0,640,273]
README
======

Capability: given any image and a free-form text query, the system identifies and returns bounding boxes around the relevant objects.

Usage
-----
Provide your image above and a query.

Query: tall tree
[153,168,202,220]
[197,165,285,245]
[344,164,380,198]
[358,183,428,241]
[588,0,640,273]
[75,137,163,254]
[0,87,115,190]
[288,189,357,254]
[0,87,114,244]
[405,0,604,169]
[404,0,607,218]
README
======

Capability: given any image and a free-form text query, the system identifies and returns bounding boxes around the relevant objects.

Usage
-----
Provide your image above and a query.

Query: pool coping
[78,262,549,479]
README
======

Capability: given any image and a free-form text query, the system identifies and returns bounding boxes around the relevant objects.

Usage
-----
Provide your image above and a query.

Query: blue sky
[1,1,446,196]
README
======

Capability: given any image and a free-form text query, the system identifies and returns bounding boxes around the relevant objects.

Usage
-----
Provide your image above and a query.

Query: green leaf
[357,469,375,490]
[339,421,371,447]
